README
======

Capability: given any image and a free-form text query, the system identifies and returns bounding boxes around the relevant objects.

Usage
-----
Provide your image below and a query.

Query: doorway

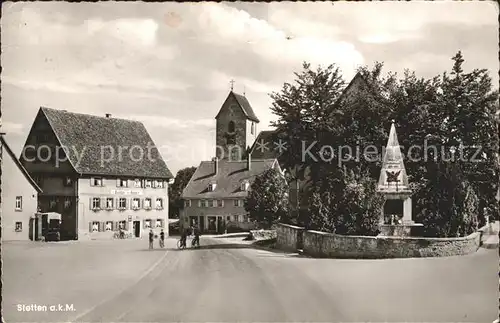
[133,221,140,238]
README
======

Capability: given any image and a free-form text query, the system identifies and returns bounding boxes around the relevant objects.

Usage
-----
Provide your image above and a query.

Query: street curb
[67,247,170,322]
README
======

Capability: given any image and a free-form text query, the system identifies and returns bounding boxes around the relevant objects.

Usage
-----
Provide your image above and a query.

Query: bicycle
[177,238,186,250]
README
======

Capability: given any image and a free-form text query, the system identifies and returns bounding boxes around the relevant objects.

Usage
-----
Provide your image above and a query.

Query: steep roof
[181,158,280,199]
[249,130,283,160]
[1,135,42,193]
[215,91,260,123]
[37,107,173,179]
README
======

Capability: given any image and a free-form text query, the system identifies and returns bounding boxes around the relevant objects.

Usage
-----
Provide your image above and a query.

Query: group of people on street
[179,225,201,248]
[149,229,165,249]
[147,225,201,250]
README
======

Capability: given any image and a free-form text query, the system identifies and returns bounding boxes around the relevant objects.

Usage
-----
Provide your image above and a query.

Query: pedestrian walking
[159,229,165,248]
[149,229,154,249]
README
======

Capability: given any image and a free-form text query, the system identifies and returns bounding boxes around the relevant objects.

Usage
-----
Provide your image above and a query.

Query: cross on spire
[230,79,235,91]
[243,86,246,97]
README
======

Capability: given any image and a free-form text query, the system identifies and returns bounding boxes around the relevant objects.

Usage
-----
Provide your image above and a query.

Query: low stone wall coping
[306,230,480,242]
[278,223,305,230]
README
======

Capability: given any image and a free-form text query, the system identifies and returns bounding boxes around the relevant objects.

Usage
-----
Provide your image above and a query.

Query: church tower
[215,90,259,161]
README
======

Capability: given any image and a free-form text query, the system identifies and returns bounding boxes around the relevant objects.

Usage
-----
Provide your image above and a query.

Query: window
[117,179,128,188]
[226,216,231,222]
[251,122,255,135]
[15,222,22,232]
[217,200,224,207]
[157,181,164,189]
[240,182,249,191]
[91,177,103,187]
[156,198,163,209]
[119,221,126,230]
[92,197,101,210]
[105,221,113,231]
[63,176,73,187]
[134,179,142,188]
[208,183,217,191]
[228,120,235,133]
[64,197,72,210]
[144,198,152,210]
[156,219,163,228]
[91,221,99,232]
[152,180,158,188]
[144,219,151,229]
[15,196,22,211]
[211,200,217,207]
[119,198,127,209]
[201,200,207,207]
[145,180,152,188]
[184,199,191,208]
[49,197,58,211]
[234,199,239,207]
[132,198,141,210]
[106,198,114,210]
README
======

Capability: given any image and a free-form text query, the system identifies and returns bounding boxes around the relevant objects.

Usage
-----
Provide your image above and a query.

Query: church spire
[230,79,235,92]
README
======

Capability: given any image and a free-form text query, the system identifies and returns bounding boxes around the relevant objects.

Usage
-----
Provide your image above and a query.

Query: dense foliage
[270,51,499,237]
[244,168,289,228]
[168,166,197,219]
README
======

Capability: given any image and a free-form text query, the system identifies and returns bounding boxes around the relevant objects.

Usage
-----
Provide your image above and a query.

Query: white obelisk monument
[377,120,422,236]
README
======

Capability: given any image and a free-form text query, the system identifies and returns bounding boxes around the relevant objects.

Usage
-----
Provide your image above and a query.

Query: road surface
[4,237,498,322]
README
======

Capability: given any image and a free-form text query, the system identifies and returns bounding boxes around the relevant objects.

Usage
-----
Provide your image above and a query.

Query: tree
[244,168,289,228]
[270,62,346,174]
[168,166,197,219]
[333,167,384,236]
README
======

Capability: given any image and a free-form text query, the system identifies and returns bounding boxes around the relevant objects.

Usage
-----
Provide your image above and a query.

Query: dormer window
[208,183,217,191]
[145,180,152,188]
[240,181,249,191]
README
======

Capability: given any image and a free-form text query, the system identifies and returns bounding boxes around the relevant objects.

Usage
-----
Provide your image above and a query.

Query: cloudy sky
[1,1,498,175]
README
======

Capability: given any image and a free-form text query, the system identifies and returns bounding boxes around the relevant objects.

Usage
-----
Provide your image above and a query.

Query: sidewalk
[3,238,176,322]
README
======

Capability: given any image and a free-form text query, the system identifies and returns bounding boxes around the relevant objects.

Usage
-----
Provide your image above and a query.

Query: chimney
[105,113,112,118]
[247,153,251,171]
[213,157,218,175]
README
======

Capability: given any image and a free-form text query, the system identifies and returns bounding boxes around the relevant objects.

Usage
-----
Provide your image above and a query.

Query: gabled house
[1,134,42,241]
[19,107,173,240]
[180,157,282,233]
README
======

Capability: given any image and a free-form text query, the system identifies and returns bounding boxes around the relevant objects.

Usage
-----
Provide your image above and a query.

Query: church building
[180,90,282,233]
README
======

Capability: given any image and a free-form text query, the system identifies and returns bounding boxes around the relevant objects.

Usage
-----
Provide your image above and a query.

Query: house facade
[1,135,42,241]
[19,107,173,240]
[181,157,282,234]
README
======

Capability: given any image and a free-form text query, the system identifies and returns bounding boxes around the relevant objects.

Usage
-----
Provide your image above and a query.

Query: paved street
[3,237,498,323]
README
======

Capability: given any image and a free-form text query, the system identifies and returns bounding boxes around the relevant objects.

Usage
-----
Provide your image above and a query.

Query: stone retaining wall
[276,223,482,258]
[276,223,304,252]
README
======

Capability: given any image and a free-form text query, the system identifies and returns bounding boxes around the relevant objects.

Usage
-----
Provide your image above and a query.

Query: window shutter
[198,200,201,207]
[101,221,106,232]
[221,200,224,207]
[116,179,121,187]
[89,222,92,233]
[90,177,94,186]
[125,198,129,209]
[125,221,129,231]
[114,221,118,231]
[101,198,106,209]
[143,220,147,229]
[89,198,93,210]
